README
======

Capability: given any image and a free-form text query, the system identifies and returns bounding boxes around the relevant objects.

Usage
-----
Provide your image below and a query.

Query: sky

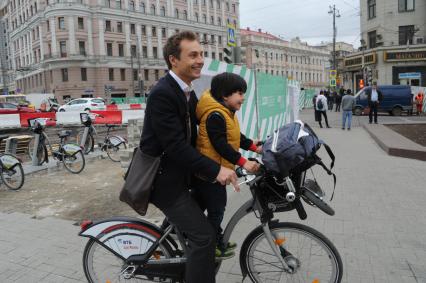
[239,0,361,48]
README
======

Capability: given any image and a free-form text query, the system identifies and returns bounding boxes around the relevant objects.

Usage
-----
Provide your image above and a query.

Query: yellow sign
[227,24,236,47]
[329,70,337,78]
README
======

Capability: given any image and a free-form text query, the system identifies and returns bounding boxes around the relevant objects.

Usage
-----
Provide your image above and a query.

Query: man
[366,81,383,124]
[140,31,238,283]
[315,90,331,128]
[341,89,355,130]
[415,91,424,115]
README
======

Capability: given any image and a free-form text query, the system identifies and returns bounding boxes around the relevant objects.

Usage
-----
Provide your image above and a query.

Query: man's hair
[163,31,199,70]
[211,72,247,101]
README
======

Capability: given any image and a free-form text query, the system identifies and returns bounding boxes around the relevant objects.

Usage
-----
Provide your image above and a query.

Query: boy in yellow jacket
[193,72,261,258]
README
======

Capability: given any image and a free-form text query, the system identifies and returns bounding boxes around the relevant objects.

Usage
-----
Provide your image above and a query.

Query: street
[0,110,425,282]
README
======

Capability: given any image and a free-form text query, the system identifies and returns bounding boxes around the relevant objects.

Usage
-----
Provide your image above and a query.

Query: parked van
[353,85,413,116]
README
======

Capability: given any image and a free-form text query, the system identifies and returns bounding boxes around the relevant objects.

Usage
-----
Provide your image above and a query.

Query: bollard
[31,134,41,166]
[5,137,18,155]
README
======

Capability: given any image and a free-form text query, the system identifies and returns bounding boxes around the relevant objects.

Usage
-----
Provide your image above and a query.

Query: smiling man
[139,31,238,283]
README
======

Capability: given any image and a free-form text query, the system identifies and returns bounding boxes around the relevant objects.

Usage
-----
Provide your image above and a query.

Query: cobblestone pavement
[1,109,426,282]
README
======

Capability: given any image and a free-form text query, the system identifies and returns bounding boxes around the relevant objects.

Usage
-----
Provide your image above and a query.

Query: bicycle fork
[262,223,298,274]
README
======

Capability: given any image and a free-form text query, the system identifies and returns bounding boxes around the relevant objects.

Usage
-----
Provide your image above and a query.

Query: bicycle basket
[258,176,295,213]
[28,118,47,131]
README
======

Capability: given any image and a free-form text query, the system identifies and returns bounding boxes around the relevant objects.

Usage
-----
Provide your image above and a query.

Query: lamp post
[328,5,340,72]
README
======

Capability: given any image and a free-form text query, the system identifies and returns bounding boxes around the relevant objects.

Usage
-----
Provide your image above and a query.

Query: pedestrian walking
[141,31,238,283]
[366,80,383,124]
[415,91,424,115]
[313,93,319,122]
[335,89,343,112]
[341,89,355,130]
[315,91,331,128]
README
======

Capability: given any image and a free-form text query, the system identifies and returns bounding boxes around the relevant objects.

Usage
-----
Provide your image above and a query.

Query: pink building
[4,0,240,102]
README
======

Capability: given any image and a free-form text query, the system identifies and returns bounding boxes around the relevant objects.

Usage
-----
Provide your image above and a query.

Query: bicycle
[77,112,127,162]
[78,160,343,282]
[0,152,24,191]
[28,118,86,174]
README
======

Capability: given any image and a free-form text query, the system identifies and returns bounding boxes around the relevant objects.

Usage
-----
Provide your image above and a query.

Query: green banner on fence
[256,73,288,121]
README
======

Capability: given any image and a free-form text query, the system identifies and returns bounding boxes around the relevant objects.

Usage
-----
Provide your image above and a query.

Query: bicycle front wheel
[105,140,127,162]
[83,237,174,283]
[1,162,25,190]
[63,150,85,174]
[240,222,343,283]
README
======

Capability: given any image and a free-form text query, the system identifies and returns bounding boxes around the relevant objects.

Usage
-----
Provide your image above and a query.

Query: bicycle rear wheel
[83,238,174,283]
[105,139,127,162]
[240,222,343,283]
[63,150,85,174]
[1,162,24,190]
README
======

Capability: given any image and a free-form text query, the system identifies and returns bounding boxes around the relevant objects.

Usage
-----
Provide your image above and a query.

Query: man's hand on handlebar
[216,166,240,192]
[243,160,260,174]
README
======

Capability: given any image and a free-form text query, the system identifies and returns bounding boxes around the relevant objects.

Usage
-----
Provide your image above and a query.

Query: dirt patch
[385,124,426,147]
[0,158,163,223]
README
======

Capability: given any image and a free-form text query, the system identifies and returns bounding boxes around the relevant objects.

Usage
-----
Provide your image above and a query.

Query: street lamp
[328,5,340,72]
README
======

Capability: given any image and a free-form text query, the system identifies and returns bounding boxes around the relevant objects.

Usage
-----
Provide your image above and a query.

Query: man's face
[169,39,204,84]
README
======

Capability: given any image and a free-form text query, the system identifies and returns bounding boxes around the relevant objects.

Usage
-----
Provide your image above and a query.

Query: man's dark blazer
[366,88,383,104]
[140,73,220,208]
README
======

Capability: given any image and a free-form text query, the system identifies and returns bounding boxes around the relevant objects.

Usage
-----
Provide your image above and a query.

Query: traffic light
[224,47,233,64]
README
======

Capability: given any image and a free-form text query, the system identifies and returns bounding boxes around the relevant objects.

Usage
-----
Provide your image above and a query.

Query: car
[0,102,36,114]
[57,98,106,112]
[353,85,413,116]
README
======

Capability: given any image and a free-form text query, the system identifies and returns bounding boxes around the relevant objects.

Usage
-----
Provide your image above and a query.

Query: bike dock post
[80,127,90,151]
[31,134,41,166]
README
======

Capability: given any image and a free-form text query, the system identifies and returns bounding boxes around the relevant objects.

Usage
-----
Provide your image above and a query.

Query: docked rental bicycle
[78,160,343,282]
[28,118,86,174]
[77,112,127,162]
[0,152,24,190]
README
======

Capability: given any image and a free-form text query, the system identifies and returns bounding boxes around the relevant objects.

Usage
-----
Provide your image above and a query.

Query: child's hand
[255,145,263,154]
[243,160,260,173]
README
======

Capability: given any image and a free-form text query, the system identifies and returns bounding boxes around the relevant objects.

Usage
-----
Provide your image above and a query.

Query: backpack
[262,121,336,198]
[317,98,324,110]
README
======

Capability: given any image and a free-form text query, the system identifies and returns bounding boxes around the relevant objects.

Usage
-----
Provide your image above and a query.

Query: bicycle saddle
[58,130,72,138]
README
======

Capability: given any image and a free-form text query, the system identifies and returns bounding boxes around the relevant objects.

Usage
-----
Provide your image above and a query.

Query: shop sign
[384,50,426,62]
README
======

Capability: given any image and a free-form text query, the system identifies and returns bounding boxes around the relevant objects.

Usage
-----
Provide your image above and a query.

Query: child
[192,72,261,259]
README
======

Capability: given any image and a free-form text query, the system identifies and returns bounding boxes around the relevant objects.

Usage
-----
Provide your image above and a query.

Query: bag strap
[317,139,335,170]
[316,158,337,201]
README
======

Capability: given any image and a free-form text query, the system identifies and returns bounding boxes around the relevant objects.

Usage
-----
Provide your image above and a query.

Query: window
[141,25,146,35]
[78,17,84,30]
[144,69,149,80]
[106,43,113,56]
[120,68,125,81]
[226,2,229,11]
[155,70,159,80]
[58,17,65,30]
[105,0,111,7]
[140,2,145,13]
[399,25,415,45]
[211,34,215,43]
[203,14,207,23]
[116,0,122,9]
[118,43,124,56]
[79,41,85,55]
[219,52,223,61]
[217,17,221,26]
[212,52,216,59]
[162,28,166,38]
[142,46,147,58]
[399,0,414,12]
[183,10,187,20]
[109,68,114,81]
[130,23,135,34]
[105,20,111,31]
[368,30,376,48]
[117,21,123,33]
[195,13,199,22]
[160,6,166,16]
[59,41,66,57]
[175,8,179,18]
[210,16,214,24]
[81,68,87,81]
[218,36,222,44]
[61,68,68,81]
[232,3,235,12]
[131,45,137,57]
[367,0,376,19]
[151,4,156,15]
[152,26,156,37]
[129,0,135,10]
[152,47,158,58]
[133,69,138,80]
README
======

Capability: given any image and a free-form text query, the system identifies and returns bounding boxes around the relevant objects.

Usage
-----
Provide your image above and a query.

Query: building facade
[4,0,240,102]
[241,28,330,88]
[343,0,426,92]
[0,0,13,94]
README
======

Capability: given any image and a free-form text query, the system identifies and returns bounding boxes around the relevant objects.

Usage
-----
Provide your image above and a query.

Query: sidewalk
[1,109,426,282]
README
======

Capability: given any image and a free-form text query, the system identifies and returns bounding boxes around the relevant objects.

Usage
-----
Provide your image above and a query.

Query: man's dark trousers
[160,191,216,283]
[369,101,379,123]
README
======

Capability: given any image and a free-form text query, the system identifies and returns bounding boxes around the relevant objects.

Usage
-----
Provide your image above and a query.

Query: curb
[363,123,426,161]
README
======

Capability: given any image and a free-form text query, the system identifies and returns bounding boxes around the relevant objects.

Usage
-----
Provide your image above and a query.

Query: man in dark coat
[140,31,238,283]
[366,80,383,124]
